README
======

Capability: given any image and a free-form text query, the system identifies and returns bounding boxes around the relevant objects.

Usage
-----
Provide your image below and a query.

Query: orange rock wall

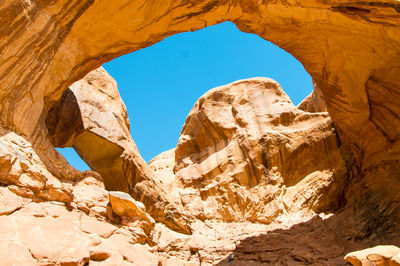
[1,1,399,164]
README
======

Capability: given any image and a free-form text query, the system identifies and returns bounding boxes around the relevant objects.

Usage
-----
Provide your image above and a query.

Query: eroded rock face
[297,81,327,113]
[0,200,165,265]
[0,0,398,232]
[1,0,399,167]
[0,131,167,265]
[0,126,74,203]
[0,0,400,265]
[149,78,400,265]
[46,67,139,191]
[149,78,347,223]
[46,67,190,234]
[109,191,155,240]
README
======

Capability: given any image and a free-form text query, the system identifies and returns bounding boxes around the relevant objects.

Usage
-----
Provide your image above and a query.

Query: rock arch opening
[56,147,90,171]
[1,1,400,264]
[55,21,315,175]
[47,21,340,232]
[96,21,314,162]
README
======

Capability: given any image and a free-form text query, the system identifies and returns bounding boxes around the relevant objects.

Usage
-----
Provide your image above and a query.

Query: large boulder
[46,67,191,234]
[150,78,348,223]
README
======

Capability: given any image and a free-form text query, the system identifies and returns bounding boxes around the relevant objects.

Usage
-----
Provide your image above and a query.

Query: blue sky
[57,21,312,171]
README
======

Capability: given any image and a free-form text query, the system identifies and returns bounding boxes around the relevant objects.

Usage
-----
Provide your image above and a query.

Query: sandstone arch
[1,1,400,168]
[1,0,400,249]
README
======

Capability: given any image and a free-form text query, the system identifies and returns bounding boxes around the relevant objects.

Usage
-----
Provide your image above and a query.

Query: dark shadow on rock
[46,88,84,147]
[216,204,400,265]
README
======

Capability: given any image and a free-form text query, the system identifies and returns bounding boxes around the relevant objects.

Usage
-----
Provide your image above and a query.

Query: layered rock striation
[0,0,398,234]
[150,77,400,264]
[0,0,400,265]
[1,0,399,167]
[0,129,164,265]
[46,67,190,233]
[150,78,347,223]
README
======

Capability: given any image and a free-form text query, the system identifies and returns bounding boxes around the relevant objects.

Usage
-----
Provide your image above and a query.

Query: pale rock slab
[0,187,24,215]
[345,245,400,266]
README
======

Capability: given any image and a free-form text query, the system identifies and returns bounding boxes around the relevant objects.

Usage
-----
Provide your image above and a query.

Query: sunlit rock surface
[46,67,191,234]
[1,0,399,165]
[150,78,347,223]
[0,130,165,265]
[149,78,400,264]
[0,0,400,265]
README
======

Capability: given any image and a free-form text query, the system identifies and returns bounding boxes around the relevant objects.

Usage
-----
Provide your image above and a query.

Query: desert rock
[0,187,24,215]
[345,245,400,266]
[0,126,74,203]
[46,67,143,192]
[46,67,191,234]
[0,0,400,265]
[0,127,165,264]
[0,188,161,265]
[150,78,347,223]
[0,0,399,168]
[297,81,327,113]
[109,191,155,237]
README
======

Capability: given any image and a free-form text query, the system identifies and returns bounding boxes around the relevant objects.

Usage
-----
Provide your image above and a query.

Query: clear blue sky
[57,21,312,171]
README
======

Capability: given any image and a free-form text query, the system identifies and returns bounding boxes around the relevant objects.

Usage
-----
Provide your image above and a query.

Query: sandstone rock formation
[109,191,155,240]
[0,126,74,203]
[297,81,327,113]
[149,77,400,265]
[150,78,347,223]
[46,67,141,192]
[345,245,400,266]
[1,0,399,167]
[0,130,164,265]
[0,0,400,265]
[46,67,190,234]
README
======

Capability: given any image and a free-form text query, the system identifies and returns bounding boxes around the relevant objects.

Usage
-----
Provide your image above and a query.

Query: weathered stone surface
[0,187,24,215]
[0,0,400,265]
[89,233,161,265]
[150,78,347,223]
[72,171,109,218]
[0,179,161,265]
[0,0,399,170]
[345,245,400,266]
[0,0,398,219]
[297,81,327,113]
[109,191,155,234]
[149,149,177,194]
[0,126,74,203]
[149,78,400,265]
[46,67,191,234]
[46,67,140,191]
[0,132,164,264]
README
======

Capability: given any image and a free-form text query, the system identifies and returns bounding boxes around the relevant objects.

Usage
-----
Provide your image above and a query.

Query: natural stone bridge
[0,0,399,265]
